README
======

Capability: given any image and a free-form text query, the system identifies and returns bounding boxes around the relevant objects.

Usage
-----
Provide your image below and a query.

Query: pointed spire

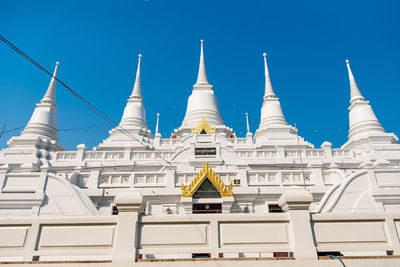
[195,39,210,86]
[155,113,160,135]
[346,59,365,104]
[130,54,142,99]
[245,113,250,133]
[40,61,59,105]
[263,53,276,99]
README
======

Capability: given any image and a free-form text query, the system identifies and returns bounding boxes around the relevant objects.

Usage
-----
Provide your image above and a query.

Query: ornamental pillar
[113,191,143,263]
[278,190,317,260]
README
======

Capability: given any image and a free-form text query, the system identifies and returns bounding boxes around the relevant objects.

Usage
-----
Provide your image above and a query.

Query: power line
[1,124,111,135]
[0,34,133,140]
[0,124,5,139]
[58,123,110,132]
[0,34,171,165]
[2,126,24,134]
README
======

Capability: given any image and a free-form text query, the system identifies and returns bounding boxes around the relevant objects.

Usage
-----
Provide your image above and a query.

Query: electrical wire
[0,34,140,143]
[0,34,171,164]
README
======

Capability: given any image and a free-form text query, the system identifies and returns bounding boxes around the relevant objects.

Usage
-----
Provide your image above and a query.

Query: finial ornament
[155,113,160,135]
[130,54,143,99]
[245,112,250,133]
[263,52,276,99]
[346,59,365,104]
[195,39,210,86]
[40,61,60,106]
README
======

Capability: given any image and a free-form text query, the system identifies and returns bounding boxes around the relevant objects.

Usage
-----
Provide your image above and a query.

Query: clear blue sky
[1,0,399,150]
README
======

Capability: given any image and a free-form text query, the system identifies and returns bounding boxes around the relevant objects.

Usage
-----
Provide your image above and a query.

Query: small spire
[130,54,142,99]
[263,53,276,99]
[40,61,59,105]
[245,113,250,133]
[155,113,160,135]
[195,39,210,85]
[346,59,365,104]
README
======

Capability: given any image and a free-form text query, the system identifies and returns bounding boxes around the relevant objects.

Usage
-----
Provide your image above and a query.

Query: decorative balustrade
[248,172,279,185]
[100,173,131,187]
[256,150,278,158]
[155,152,173,160]
[332,149,352,158]
[134,173,165,186]
[239,149,352,160]
[226,138,249,145]
[160,138,180,146]
[248,171,312,185]
[84,151,103,160]
[105,152,124,160]
[227,138,235,144]
[236,138,248,144]
[238,151,254,158]
[55,152,77,160]
[131,152,153,160]
[55,147,352,163]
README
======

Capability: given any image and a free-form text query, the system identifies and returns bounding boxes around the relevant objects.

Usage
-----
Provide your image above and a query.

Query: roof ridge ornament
[263,53,276,99]
[40,61,59,106]
[130,54,142,100]
[346,59,365,104]
[181,163,233,197]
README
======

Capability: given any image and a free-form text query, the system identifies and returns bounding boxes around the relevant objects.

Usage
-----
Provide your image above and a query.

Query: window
[268,204,283,213]
[112,206,119,215]
[193,179,221,198]
[193,203,222,214]
[192,253,210,258]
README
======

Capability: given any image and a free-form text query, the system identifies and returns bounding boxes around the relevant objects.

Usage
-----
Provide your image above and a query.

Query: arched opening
[192,178,222,213]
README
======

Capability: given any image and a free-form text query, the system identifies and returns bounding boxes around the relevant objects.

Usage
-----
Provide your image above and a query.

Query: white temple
[1,41,400,266]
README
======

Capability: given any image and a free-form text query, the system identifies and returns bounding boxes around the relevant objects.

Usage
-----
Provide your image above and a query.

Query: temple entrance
[192,178,222,214]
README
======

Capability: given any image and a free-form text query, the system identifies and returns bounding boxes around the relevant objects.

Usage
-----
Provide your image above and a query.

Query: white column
[76,144,87,163]
[221,197,234,213]
[23,220,40,261]
[307,162,324,187]
[113,191,143,263]
[278,190,317,259]
[385,215,400,255]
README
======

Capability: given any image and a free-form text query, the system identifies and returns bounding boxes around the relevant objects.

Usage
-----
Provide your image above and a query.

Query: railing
[332,149,352,157]
[0,198,399,262]
[55,147,353,163]
[55,152,77,160]
[226,138,249,145]
[160,139,180,146]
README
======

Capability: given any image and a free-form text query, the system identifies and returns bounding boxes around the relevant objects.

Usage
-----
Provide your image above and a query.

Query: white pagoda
[0,41,400,265]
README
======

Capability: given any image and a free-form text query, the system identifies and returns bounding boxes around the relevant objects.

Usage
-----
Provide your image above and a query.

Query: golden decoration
[181,163,233,197]
[191,117,215,134]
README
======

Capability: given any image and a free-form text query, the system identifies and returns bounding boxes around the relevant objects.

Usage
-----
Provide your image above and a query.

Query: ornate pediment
[181,163,233,197]
[191,117,215,134]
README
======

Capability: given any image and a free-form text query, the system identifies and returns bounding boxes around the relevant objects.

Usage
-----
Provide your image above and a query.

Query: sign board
[195,147,216,156]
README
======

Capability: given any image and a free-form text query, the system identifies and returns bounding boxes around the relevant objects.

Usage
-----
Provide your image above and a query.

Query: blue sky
[0,0,399,150]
